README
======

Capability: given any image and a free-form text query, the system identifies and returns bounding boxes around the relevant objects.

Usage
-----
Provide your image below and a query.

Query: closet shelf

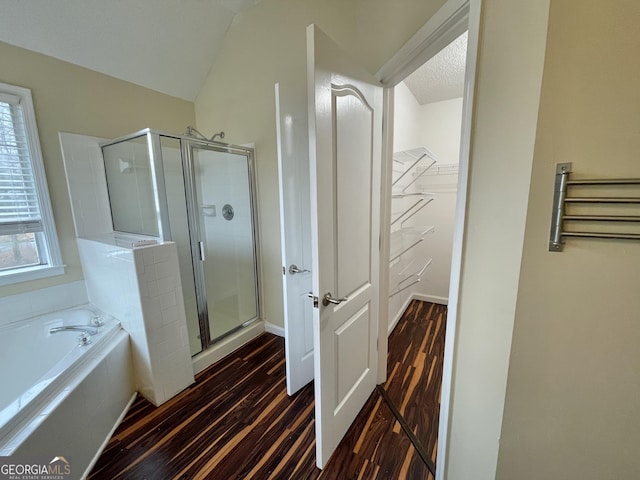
[391,196,434,226]
[389,258,433,297]
[389,226,435,263]
[418,163,459,176]
[392,147,438,193]
[393,147,437,165]
[391,191,435,199]
[389,147,438,301]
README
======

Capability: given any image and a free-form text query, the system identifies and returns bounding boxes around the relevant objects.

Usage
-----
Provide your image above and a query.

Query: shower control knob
[222,204,234,221]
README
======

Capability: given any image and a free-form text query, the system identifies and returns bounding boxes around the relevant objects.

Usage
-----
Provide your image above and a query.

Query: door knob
[322,292,348,306]
[289,264,310,275]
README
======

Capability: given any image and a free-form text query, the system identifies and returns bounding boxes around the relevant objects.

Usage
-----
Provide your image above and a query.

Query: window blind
[0,93,42,236]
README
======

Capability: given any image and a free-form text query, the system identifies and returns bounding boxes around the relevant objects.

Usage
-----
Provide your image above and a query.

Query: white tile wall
[59,132,113,238]
[62,132,194,406]
[77,238,193,406]
[77,237,158,402]
[0,281,88,328]
[134,242,194,404]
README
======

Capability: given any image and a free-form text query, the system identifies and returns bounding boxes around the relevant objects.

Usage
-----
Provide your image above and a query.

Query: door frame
[374,0,480,478]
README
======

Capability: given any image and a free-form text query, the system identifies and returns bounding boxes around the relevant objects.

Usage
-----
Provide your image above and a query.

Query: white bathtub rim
[0,305,111,414]
[0,320,124,454]
[0,305,120,437]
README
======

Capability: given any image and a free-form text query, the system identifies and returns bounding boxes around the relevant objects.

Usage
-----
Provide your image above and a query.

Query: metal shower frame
[99,128,262,352]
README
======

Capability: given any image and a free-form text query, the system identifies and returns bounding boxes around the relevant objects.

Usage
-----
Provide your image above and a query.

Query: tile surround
[59,132,194,406]
[59,132,113,238]
[78,237,194,406]
[0,281,88,328]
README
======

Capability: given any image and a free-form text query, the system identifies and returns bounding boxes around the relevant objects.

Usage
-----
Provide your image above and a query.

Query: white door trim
[375,0,471,87]
[375,1,480,479]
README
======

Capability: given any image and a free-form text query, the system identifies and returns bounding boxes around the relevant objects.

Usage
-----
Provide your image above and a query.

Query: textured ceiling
[404,31,468,105]
[0,0,262,101]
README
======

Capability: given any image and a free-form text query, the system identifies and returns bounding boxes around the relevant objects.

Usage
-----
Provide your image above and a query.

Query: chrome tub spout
[49,325,99,336]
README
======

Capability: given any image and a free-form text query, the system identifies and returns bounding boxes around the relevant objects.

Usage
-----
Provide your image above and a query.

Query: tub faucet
[78,332,92,346]
[49,325,99,336]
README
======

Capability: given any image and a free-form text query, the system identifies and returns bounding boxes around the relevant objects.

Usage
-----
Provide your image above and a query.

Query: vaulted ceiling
[0,1,465,105]
[0,0,262,101]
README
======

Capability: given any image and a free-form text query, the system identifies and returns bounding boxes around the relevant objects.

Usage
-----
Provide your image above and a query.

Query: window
[0,82,63,285]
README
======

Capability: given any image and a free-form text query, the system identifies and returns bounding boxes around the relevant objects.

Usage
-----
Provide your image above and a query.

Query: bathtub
[0,305,135,478]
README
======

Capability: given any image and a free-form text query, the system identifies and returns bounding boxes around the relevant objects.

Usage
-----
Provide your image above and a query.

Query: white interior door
[275,82,315,395]
[307,24,383,468]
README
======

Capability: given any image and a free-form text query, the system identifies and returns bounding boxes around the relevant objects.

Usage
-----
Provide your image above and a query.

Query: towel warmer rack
[549,163,640,251]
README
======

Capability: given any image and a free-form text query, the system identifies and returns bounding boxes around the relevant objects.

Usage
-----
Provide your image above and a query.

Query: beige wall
[497,1,640,479]
[0,41,195,298]
[195,2,556,479]
[445,0,550,478]
[195,0,446,327]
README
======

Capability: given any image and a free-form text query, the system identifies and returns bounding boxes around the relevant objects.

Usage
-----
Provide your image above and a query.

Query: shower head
[184,126,226,143]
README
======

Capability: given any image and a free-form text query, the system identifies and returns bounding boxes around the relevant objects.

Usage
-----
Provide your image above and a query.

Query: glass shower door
[191,145,259,342]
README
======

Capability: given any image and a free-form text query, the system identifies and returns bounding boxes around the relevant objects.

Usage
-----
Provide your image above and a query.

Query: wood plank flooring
[383,301,447,466]
[89,301,444,479]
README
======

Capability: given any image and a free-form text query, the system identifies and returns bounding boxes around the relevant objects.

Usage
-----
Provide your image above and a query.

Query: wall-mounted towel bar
[549,163,640,251]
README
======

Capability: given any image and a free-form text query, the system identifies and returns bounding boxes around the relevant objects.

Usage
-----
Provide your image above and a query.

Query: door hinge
[306,292,319,308]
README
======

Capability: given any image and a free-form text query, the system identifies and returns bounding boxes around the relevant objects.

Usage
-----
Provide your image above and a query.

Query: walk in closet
[388,80,463,329]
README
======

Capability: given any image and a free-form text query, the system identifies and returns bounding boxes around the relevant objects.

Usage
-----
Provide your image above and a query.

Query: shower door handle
[198,241,205,262]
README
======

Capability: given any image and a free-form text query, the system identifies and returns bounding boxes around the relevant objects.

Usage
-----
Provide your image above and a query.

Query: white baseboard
[413,293,449,306]
[264,321,285,337]
[82,392,137,480]
[388,295,415,335]
[387,293,449,336]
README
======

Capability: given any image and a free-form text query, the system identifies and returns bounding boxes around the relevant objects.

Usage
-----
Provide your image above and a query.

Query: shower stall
[100,129,260,356]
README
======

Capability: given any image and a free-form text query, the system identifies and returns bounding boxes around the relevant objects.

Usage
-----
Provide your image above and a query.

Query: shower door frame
[100,128,262,353]
[181,137,262,350]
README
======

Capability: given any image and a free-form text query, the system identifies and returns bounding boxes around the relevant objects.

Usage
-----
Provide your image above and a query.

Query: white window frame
[0,82,64,286]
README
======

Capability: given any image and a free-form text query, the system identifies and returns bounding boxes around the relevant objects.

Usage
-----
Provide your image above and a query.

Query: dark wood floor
[383,301,447,464]
[89,300,444,480]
